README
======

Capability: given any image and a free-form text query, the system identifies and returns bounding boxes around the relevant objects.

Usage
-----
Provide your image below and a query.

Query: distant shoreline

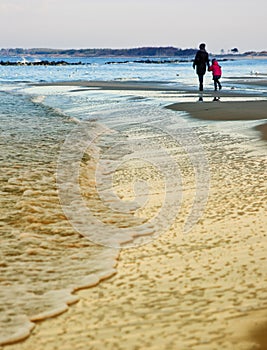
[1,46,267,58]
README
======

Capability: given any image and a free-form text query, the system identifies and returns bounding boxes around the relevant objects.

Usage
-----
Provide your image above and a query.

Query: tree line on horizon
[0,47,197,57]
[0,47,266,57]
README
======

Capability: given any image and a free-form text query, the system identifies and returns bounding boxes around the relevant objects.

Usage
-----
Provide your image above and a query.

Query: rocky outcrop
[0,60,87,66]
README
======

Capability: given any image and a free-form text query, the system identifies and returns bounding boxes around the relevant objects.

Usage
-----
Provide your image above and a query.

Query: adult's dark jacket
[193,49,210,75]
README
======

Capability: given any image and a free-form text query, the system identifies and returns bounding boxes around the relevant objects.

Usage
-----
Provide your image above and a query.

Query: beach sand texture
[166,100,267,142]
[1,81,267,350]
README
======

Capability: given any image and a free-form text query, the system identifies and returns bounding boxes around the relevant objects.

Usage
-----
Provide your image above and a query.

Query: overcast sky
[1,0,266,53]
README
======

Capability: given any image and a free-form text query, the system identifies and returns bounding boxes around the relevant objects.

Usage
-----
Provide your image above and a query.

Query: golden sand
[1,81,267,350]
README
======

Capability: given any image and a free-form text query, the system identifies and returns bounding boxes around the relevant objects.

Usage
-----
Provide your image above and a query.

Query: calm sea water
[1,55,267,87]
[0,56,266,345]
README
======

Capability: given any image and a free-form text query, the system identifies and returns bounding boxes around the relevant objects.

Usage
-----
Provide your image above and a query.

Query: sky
[1,0,266,54]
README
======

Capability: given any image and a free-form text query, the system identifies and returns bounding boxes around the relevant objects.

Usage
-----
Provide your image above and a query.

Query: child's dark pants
[213,75,222,91]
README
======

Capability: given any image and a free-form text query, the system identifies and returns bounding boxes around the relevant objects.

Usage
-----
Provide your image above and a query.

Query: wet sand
[256,123,267,141]
[2,80,267,349]
[166,100,267,121]
[166,100,267,142]
[34,80,177,91]
[225,77,267,87]
[36,79,267,97]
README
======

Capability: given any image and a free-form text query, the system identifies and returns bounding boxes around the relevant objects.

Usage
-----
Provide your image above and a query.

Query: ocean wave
[0,91,119,346]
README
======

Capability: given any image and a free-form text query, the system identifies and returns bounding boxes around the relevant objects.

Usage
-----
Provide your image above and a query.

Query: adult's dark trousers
[198,74,204,91]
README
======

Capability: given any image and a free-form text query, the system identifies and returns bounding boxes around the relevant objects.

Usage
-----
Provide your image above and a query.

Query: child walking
[209,59,222,91]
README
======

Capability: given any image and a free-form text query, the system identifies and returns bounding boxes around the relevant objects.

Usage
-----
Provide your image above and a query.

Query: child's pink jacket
[208,60,222,76]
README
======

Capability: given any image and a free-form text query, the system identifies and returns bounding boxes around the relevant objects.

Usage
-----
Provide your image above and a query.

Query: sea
[0,55,267,345]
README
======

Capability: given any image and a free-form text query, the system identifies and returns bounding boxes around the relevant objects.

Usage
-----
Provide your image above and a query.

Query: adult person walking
[193,43,210,91]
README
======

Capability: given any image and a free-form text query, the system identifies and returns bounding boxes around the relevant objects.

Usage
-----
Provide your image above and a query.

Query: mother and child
[193,43,222,92]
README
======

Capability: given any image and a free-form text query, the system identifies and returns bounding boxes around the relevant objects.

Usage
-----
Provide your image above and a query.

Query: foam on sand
[3,93,267,350]
[1,79,267,349]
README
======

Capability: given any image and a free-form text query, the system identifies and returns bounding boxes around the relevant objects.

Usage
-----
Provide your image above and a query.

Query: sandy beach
[166,100,267,141]
[36,78,267,96]
[38,78,267,142]
[1,80,267,350]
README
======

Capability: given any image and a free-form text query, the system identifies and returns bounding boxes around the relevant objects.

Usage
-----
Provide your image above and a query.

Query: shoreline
[165,100,267,142]
[35,79,267,96]
[2,79,267,349]
[38,79,267,142]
